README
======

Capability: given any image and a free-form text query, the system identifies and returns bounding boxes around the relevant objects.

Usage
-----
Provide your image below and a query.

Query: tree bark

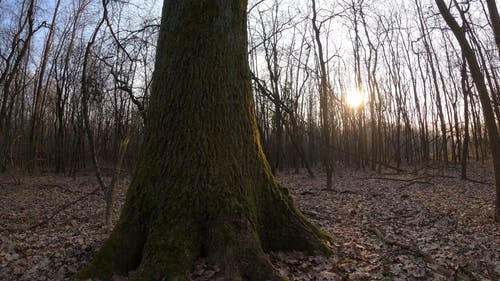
[77,1,330,280]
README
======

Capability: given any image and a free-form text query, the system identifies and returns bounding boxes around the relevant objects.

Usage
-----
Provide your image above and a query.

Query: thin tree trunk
[311,0,333,188]
[436,0,500,222]
[461,54,470,180]
[485,0,500,57]
[30,0,61,171]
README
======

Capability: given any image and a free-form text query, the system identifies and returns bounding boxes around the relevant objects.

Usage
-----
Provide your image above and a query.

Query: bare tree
[435,0,500,222]
[311,0,334,189]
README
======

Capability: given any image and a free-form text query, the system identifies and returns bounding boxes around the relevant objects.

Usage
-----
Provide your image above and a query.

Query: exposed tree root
[76,177,330,281]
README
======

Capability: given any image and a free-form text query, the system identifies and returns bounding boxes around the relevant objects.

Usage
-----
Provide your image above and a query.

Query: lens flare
[346,89,364,108]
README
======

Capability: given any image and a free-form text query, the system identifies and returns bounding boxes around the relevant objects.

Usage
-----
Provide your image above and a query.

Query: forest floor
[0,163,499,280]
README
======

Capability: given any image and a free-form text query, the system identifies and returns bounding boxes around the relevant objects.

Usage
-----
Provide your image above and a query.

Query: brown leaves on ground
[0,163,499,280]
[274,163,500,280]
[0,173,128,280]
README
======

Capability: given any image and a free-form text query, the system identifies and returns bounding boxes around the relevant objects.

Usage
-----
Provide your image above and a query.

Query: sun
[346,89,364,108]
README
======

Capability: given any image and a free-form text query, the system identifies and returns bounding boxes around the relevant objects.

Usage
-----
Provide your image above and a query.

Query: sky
[1,0,496,120]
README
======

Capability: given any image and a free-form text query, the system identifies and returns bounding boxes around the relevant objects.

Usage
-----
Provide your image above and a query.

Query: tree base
[76,173,331,281]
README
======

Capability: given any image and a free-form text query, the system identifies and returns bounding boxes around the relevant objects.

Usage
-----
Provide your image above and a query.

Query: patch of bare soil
[0,163,499,280]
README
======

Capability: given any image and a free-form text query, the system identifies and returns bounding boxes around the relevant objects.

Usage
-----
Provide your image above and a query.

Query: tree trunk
[435,0,500,222]
[461,54,470,180]
[416,0,448,164]
[311,0,333,188]
[30,0,61,171]
[77,1,330,280]
[486,0,500,57]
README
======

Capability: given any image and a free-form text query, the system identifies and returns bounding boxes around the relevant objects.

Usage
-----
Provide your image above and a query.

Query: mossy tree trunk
[77,0,331,280]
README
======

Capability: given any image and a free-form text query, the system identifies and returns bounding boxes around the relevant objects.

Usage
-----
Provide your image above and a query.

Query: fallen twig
[321,188,360,194]
[363,176,432,187]
[28,187,102,230]
[460,177,492,185]
[37,184,74,193]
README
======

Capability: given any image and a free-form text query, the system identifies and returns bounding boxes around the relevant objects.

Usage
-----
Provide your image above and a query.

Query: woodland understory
[0,162,498,281]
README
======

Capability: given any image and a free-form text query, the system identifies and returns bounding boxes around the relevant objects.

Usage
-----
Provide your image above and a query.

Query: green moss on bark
[76,0,331,280]
[75,221,145,279]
